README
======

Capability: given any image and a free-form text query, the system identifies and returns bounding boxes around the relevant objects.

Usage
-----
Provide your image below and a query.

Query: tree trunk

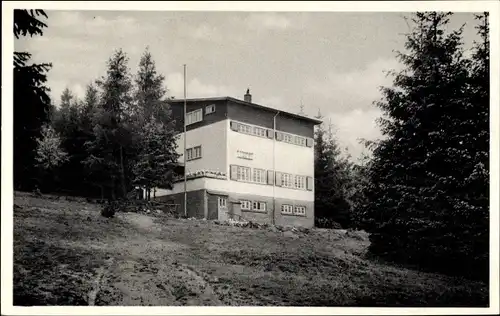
[119,145,127,198]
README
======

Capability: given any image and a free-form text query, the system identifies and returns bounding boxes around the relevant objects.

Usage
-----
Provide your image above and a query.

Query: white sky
[15,10,480,162]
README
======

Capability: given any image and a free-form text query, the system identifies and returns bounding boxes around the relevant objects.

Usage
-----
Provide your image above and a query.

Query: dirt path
[93,213,221,306]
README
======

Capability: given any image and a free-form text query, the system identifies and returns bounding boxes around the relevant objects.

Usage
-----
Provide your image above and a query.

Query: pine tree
[83,49,134,199]
[314,111,353,228]
[132,116,179,200]
[134,47,168,122]
[132,48,180,199]
[360,12,488,280]
[14,9,52,190]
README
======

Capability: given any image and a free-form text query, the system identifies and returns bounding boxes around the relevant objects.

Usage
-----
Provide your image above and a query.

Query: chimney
[244,88,252,103]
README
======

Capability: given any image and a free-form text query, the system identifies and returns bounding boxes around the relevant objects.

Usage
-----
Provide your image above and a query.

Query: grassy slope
[13,192,488,306]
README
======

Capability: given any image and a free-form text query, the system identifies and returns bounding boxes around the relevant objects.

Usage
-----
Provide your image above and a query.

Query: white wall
[156,118,315,202]
[175,120,227,173]
[205,178,314,201]
[226,119,315,201]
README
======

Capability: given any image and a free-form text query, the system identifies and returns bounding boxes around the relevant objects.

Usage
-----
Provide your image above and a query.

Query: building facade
[154,90,321,228]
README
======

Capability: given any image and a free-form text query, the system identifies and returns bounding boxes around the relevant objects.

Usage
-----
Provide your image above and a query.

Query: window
[295,175,306,189]
[236,166,251,182]
[253,126,267,138]
[232,121,269,139]
[240,200,252,210]
[282,173,294,188]
[295,136,306,146]
[284,134,293,143]
[237,123,253,135]
[294,206,306,216]
[205,104,216,115]
[253,168,266,184]
[218,197,227,208]
[186,109,203,125]
[253,201,266,212]
[281,204,293,215]
[186,146,202,161]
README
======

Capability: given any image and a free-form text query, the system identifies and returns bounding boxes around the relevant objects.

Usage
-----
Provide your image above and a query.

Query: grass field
[12,192,488,306]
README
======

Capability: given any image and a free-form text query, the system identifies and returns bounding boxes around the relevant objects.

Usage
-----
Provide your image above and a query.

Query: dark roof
[166,96,323,125]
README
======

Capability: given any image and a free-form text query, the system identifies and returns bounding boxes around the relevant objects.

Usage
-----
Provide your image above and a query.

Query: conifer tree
[359,12,489,280]
[83,49,134,199]
[14,9,52,190]
[132,48,180,199]
[314,111,353,228]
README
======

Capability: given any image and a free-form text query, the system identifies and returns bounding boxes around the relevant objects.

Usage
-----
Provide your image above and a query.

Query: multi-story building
[154,89,322,228]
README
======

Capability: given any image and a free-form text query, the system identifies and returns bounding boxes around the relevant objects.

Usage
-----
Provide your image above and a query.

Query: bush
[315,217,342,229]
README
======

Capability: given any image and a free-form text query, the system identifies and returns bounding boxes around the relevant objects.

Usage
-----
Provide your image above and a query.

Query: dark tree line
[35,48,180,200]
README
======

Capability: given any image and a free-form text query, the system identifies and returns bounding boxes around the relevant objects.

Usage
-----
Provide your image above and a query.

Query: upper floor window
[205,104,216,115]
[186,109,203,126]
[233,165,251,182]
[295,175,306,189]
[186,145,202,161]
[230,121,270,139]
[253,168,267,184]
[281,173,294,188]
[253,126,267,138]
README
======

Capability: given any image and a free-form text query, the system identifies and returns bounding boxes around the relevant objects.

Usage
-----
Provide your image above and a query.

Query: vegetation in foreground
[13,193,488,307]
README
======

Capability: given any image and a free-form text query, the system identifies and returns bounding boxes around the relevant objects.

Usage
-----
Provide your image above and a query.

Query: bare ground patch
[13,193,488,307]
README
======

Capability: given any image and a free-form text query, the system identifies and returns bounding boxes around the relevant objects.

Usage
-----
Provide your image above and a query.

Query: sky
[15,10,481,162]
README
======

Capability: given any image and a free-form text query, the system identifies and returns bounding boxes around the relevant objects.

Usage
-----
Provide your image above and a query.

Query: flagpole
[183,64,187,218]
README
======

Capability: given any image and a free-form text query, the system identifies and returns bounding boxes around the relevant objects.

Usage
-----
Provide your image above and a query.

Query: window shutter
[230,121,238,131]
[266,129,274,139]
[306,176,313,191]
[230,165,238,180]
[275,172,283,187]
[267,170,274,185]
[276,132,283,141]
[306,138,313,147]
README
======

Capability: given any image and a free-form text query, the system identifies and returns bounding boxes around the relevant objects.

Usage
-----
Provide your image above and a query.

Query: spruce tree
[14,9,52,190]
[83,49,134,199]
[132,48,180,199]
[314,112,353,228]
[360,12,489,280]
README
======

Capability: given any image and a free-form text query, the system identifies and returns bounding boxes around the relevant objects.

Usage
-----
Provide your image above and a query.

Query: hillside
[13,192,488,306]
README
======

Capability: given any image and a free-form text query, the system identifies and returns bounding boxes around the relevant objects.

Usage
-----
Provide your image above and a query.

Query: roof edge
[166,96,323,125]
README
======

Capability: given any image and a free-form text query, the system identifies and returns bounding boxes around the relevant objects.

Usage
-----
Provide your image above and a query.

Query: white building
[155,90,321,227]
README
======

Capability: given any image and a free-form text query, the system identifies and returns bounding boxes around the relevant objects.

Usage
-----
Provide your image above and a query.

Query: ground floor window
[252,201,266,212]
[240,200,252,210]
[281,204,293,215]
[294,205,306,216]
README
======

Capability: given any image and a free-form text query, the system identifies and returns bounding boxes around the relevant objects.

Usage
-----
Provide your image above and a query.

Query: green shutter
[230,121,238,131]
[275,172,282,186]
[306,176,313,191]
[230,165,238,180]
[267,170,274,185]
[267,129,274,139]
[306,138,313,147]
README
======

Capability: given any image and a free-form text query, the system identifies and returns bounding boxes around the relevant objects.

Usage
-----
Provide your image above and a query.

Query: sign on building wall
[236,150,254,160]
